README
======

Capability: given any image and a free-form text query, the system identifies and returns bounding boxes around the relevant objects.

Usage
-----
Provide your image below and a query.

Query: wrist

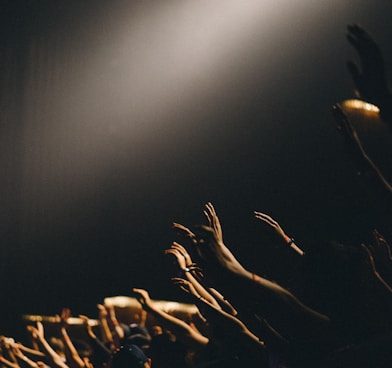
[287,238,295,246]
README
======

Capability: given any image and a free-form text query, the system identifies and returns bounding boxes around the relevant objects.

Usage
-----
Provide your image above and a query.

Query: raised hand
[53,308,71,331]
[192,225,246,275]
[372,229,392,261]
[97,304,108,318]
[203,202,223,243]
[171,242,193,266]
[165,243,189,270]
[346,24,391,118]
[132,288,154,312]
[172,222,198,245]
[254,211,304,256]
[26,322,45,341]
[332,103,392,193]
[360,243,392,293]
[254,211,289,242]
[79,315,96,339]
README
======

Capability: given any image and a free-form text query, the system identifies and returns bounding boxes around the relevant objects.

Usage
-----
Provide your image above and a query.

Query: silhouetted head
[111,344,150,368]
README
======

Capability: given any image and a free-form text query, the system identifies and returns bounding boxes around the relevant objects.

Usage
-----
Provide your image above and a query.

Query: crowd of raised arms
[1,24,392,368]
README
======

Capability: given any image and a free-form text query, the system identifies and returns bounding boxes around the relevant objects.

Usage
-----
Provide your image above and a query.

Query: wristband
[287,238,295,246]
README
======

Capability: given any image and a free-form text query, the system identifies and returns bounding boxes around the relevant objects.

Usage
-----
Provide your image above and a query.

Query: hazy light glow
[341,99,380,113]
[22,0,349,216]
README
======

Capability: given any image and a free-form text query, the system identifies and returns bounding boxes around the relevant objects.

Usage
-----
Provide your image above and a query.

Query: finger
[206,202,217,216]
[254,211,277,224]
[132,288,143,297]
[171,277,185,282]
[165,248,179,257]
[37,321,44,334]
[179,285,190,294]
[203,210,213,225]
[172,222,194,234]
[173,222,197,241]
[254,211,274,220]
[254,214,276,228]
[171,242,188,255]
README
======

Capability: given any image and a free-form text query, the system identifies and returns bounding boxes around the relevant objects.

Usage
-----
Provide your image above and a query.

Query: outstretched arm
[175,222,330,345]
[54,308,85,368]
[96,304,116,351]
[254,211,304,255]
[203,202,224,243]
[79,315,112,366]
[361,243,392,293]
[173,276,267,366]
[132,288,209,350]
[332,103,392,193]
[11,345,40,368]
[104,303,124,343]
[26,322,68,368]
[165,242,220,309]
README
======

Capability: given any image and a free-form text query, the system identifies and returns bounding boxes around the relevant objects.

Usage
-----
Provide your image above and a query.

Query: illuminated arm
[132,288,209,350]
[254,211,304,255]
[26,323,68,368]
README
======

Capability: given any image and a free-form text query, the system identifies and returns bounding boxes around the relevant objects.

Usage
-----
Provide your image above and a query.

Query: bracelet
[287,238,295,246]
[183,267,191,273]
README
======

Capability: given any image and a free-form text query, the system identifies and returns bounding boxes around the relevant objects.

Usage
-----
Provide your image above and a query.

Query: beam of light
[21,0,351,219]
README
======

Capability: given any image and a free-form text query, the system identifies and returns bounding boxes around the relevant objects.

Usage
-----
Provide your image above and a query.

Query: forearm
[98,318,114,345]
[145,305,208,349]
[193,294,265,357]
[0,356,20,368]
[15,354,39,368]
[60,329,85,368]
[16,346,45,359]
[213,267,330,342]
[110,319,125,341]
[184,270,221,309]
[37,338,68,368]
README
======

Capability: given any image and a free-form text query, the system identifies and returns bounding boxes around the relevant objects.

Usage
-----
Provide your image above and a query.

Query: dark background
[1,0,392,337]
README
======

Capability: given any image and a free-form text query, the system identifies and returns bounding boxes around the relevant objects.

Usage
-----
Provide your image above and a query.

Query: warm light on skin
[22,315,99,326]
[104,296,198,313]
[341,99,380,113]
